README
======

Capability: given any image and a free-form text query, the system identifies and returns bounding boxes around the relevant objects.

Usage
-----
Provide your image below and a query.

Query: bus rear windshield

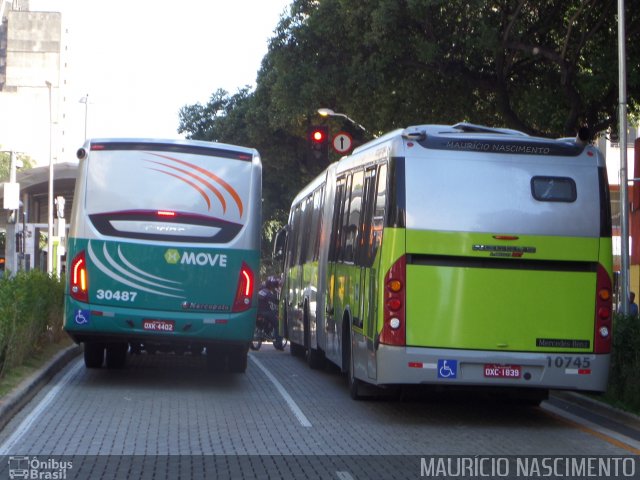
[85,144,252,243]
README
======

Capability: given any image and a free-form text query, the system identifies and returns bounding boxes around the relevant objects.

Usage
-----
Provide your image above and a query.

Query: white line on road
[336,471,355,480]
[249,354,312,428]
[0,359,84,455]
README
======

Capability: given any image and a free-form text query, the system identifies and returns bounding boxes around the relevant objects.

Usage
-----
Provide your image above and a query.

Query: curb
[0,344,82,432]
[550,390,640,430]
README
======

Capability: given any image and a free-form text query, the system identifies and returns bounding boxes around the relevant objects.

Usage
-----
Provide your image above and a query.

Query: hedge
[0,270,64,378]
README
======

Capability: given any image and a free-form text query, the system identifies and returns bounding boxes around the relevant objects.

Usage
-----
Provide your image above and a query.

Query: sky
[29,0,291,141]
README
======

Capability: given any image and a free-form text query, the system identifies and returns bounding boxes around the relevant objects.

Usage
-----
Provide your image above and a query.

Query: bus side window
[370,164,387,261]
[299,196,313,264]
[329,177,347,262]
[289,205,301,267]
[311,187,324,261]
[357,166,378,267]
[344,170,363,264]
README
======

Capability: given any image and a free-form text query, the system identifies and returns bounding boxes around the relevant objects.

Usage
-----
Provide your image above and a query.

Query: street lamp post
[317,108,371,137]
[45,80,54,276]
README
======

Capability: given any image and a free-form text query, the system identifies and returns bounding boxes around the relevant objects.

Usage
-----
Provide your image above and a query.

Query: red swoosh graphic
[147,168,211,209]
[145,160,227,213]
[149,153,244,217]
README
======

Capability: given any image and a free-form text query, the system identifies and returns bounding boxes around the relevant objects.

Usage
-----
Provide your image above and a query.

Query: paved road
[0,345,638,479]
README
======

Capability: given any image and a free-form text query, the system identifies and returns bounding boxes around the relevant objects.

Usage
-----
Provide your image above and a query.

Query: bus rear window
[531,176,576,203]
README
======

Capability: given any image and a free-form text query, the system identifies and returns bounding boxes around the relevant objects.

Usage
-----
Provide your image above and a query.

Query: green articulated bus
[274,123,612,401]
[64,139,262,372]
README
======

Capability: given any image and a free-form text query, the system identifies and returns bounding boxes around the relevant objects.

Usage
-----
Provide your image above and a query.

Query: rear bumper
[64,297,256,346]
[374,345,610,392]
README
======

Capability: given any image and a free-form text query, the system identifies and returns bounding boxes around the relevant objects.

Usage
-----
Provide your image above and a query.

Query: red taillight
[380,255,406,346]
[232,262,254,312]
[70,251,88,302]
[157,210,176,217]
[594,263,612,354]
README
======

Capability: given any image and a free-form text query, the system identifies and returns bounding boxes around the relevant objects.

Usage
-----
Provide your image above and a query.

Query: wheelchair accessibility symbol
[437,359,458,379]
[74,309,90,326]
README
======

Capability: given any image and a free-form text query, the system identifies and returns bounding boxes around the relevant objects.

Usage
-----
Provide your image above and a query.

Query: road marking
[541,402,640,454]
[0,359,84,455]
[249,355,312,427]
[336,471,355,480]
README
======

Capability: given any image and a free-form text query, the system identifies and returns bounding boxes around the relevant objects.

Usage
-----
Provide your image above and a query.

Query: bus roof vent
[402,130,427,141]
[452,122,528,137]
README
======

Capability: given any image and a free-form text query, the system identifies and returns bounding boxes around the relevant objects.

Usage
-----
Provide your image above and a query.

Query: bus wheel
[84,342,104,369]
[228,345,248,373]
[290,342,305,357]
[206,346,226,373]
[306,347,325,370]
[519,389,549,406]
[105,342,128,369]
[345,333,364,400]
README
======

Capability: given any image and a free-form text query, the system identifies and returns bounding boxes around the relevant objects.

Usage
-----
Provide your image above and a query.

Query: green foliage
[0,271,65,379]
[0,150,35,182]
[178,0,639,226]
[178,0,639,278]
[606,314,640,412]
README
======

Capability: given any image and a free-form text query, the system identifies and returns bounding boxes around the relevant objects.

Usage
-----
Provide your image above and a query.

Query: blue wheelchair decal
[74,309,91,326]
[437,359,458,379]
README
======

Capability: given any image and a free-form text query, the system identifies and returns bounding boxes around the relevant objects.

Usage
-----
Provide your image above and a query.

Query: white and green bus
[275,123,613,401]
[64,139,262,372]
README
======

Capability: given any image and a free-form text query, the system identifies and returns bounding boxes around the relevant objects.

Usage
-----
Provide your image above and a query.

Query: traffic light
[307,125,329,163]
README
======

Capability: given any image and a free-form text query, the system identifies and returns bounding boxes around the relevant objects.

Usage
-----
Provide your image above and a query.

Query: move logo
[164,248,228,267]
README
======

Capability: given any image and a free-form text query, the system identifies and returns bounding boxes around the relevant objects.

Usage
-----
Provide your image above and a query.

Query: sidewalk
[0,344,82,432]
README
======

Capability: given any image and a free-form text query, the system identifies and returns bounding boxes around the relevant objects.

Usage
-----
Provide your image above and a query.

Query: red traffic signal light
[308,126,328,144]
[311,128,326,143]
[307,125,329,163]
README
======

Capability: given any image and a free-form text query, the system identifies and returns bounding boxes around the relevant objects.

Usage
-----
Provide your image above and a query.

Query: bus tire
[228,345,248,373]
[206,346,226,373]
[306,347,325,370]
[105,342,128,369]
[290,342,305,357]
[304,302,325,369]
[84,342,104,369]
[345,332,363,400]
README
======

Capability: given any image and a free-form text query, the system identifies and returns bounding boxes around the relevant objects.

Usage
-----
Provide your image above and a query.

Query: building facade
[0,0,74,166]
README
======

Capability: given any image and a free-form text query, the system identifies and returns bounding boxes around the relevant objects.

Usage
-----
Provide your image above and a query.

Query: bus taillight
[594,263,612,354]
[232,262,254,312]
[70,251,89,303]
[380,255,406,346]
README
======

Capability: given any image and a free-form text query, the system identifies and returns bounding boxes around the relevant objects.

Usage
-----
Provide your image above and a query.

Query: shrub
[606,313,640,411]
[0,271,64,378]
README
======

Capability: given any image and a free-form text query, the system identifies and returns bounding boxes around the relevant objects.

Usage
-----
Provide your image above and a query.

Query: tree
[178,0,639,260]
[260,0,638,138]
[0,150,35,182]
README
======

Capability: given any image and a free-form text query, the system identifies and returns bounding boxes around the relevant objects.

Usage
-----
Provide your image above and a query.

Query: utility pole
[618,0,630,314]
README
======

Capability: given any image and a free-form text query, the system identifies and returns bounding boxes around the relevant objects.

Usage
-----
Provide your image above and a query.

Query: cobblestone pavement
[0,345,637,479]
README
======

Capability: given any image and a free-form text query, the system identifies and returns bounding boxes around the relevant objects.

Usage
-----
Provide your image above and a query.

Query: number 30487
[96,289,137,302]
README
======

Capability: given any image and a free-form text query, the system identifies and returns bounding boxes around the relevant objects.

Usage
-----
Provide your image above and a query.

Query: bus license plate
[484,364,521,378]
[143,319,175,332]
